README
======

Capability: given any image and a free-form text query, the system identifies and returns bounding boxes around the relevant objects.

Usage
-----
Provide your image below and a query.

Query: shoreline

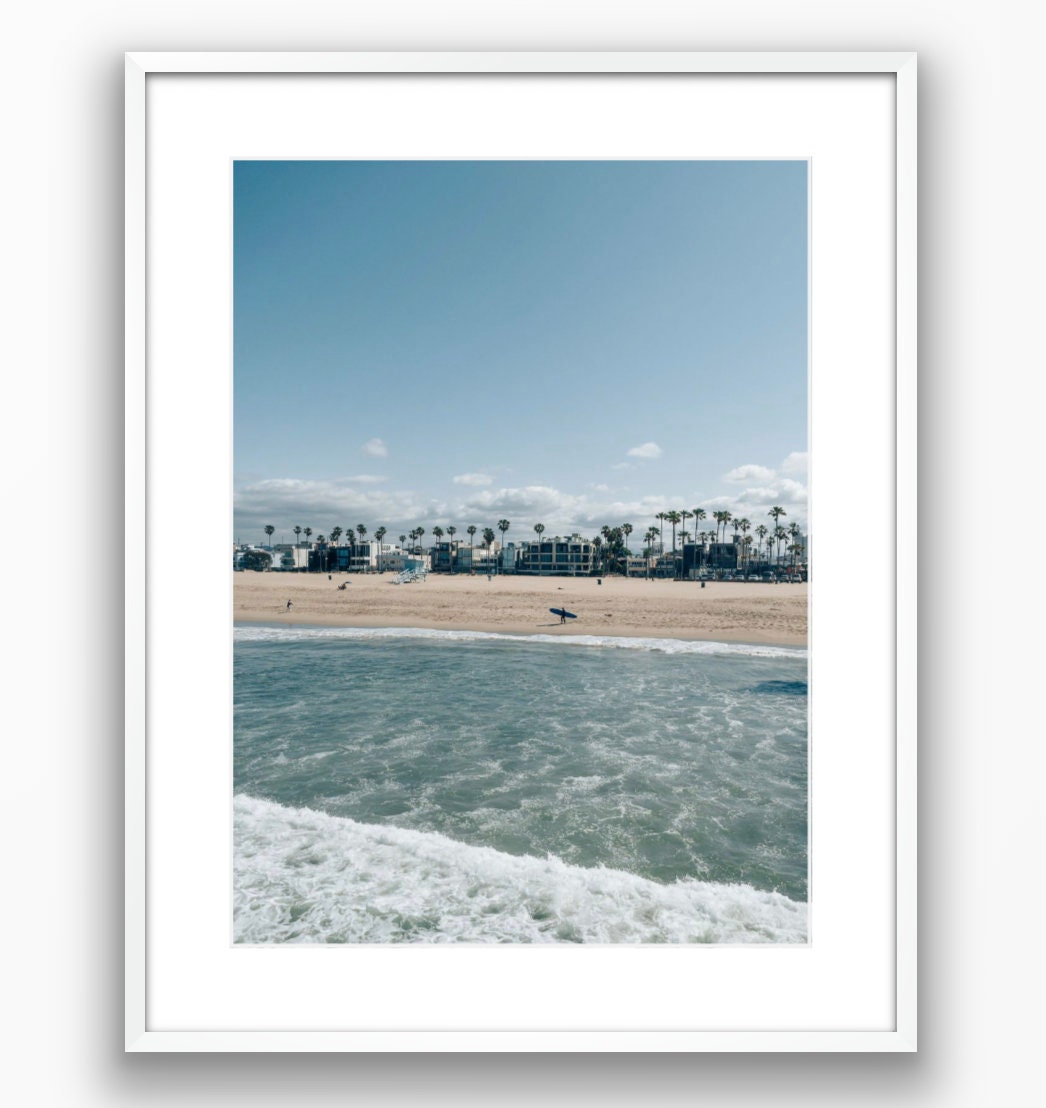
[233,616,807,650]
[233,572,808,648]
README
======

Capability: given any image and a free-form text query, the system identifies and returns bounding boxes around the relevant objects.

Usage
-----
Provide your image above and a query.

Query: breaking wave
[234,794,808,945]
[233,623,807,659]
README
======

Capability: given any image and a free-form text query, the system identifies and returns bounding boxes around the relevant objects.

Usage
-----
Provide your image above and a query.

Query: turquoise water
[233,625,808,943]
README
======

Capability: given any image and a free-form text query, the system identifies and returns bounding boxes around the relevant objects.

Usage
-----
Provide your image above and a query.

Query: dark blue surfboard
[549,607,577,619]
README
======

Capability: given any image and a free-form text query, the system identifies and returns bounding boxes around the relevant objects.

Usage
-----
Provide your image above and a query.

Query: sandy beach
[233,571,807,646]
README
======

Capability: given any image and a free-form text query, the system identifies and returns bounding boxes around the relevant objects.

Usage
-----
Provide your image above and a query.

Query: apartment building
[517,535,594,576]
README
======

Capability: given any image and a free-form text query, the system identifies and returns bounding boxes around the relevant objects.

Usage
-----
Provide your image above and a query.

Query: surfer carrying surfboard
[559,609,567,624]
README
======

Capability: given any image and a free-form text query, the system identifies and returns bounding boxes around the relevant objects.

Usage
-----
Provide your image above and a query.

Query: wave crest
[233,624,806,659]
[234,795,808,945]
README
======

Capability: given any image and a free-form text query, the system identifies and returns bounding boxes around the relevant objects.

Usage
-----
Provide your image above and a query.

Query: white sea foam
[234,624,806,659]
[234,794,808,945]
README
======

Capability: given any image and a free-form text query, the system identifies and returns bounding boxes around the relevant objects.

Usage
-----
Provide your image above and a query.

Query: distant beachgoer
[286,600,292,611]
[560,609,567,624]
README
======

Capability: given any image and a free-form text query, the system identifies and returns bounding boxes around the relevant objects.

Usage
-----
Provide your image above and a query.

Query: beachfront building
[651,555,678,578]
[625,555,653,578]
[377,549,427,573]
[432,541,501,574]
[500,542,519,574]
[272,543,308,570]
[681,542,706,579]
[708,542,740,573]
[682,541,739,578]
[309,539,390,573]
[430,541,459,574]
[233,544,275,571]
[517,535,594,576]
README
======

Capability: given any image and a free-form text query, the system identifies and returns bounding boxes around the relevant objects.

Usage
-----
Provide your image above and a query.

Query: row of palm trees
[263,505,806,578]
[649,506,806,578]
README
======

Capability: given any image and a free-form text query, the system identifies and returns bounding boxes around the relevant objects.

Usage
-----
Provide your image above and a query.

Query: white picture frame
[126,51,916,1052]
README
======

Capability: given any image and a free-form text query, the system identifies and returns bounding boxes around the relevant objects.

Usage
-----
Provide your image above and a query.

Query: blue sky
[234,160,807,546]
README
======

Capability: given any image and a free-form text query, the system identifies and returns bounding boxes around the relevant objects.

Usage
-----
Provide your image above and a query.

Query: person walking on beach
[286,600,293,611]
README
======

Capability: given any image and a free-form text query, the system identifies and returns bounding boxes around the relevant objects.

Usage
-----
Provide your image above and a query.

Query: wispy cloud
[452,473,494,487]
[627,442,663,460]
[724,464,775,483]
[362,438,389,458]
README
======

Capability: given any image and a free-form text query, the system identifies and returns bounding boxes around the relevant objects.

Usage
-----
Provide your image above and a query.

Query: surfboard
[549,607,577,619]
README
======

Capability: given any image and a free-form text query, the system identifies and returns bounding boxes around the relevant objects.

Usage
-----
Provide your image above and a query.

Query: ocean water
[233,625,809,944]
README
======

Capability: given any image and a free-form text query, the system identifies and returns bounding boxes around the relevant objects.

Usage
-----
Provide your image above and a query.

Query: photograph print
[232,159,809,944]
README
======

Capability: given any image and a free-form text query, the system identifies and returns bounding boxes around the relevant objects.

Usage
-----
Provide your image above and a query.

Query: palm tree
[735,519,750,575]
[302,527,312,570]
[768,506,786,575]
[720,510,733,543]
[374,527,387,571]
[728,518,740,572]
[591,534,603,576]
[415,527,425,556]
[622,522,633,556]
[445,525,457,572]
[755,523,768,567]
[264,524,275,548]
[329,525,342,547]
[692,507,706,544]
[679,510,693,551]
[773,525,787,575]
[601,525,615,575]
[787,522,801,580]
[644,527,658,578]
[432,526,444,570]
[482,527,496,573]
[466,525,477,571]
[497,519,510,572]
[293,525,302,544]
[663,510,682,576]
[532,523,545,572]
